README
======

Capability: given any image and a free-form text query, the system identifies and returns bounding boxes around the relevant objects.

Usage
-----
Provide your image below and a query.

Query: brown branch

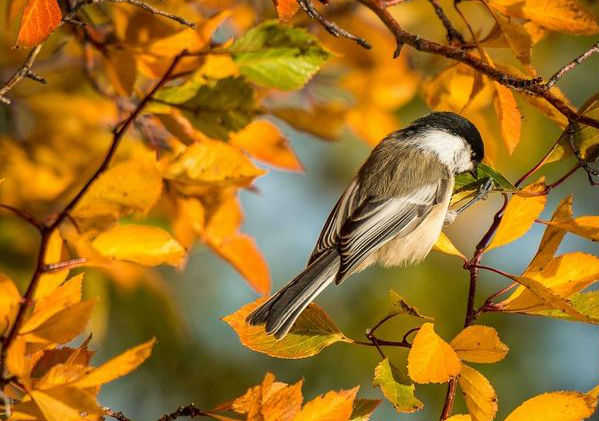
[545,41,599,89]
[427,0,465,44]
[298,0,599,129]
[42,258,88,273]
[0,45,44,104]
[0,51,187,388]
[0,204,44,232]
[70,0,195,28]
[297,0,371,48]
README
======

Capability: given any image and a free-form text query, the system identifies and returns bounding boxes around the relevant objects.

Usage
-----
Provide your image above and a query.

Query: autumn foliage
[0,0,598,420]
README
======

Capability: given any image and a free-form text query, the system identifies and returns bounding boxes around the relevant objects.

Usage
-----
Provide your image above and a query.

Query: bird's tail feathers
[246,250,340,339]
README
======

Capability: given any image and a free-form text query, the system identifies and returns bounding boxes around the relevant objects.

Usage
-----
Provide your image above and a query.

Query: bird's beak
[468,169,478,179]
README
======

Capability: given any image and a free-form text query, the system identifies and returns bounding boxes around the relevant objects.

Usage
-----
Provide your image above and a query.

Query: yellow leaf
[230,120,303,172]
[501,252,599,311]
[450,325,509,363]
[425,64,494,113]
[540,217,599,242]
[446,416,472,421]
[407,323,462,384]
[346,107,399,146]
[433,232,466,260]
[0,273,21,332]
[72,338,155,388]
[294,387,359,421]
[223,297,349,359]
[505,390,598,421]
[489,11,533,66]
[31,387,101,421]
[22,274,83,333]
[505,275,596,323]
[458,364,498,421]
[272,104,347,141]
[104,46,137,96]
[525,196,573,274]
[35,230,68,300]
[23,300,95,345]
[34,363,89,390]
[387,290,433,320]
[72,154,163,225]
[172,196,205,249]
[92,224,185,266]
[6,337,26,379]
[488,0,599,36]
[486,178,546,250]
[493,82,522,154]
[164,140,266,189]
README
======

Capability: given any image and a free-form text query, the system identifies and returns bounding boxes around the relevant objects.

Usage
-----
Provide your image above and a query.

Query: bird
[247,111,485,339]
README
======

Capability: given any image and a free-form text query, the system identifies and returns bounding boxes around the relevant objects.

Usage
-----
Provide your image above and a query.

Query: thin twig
[43,258,88,273]
[0,45,43,104]
[70,0,195,28]
[104,408,133,421]
[0,204,44,232]
[427,0,465,44]
[545,41,599,89]
[297,0,371,49]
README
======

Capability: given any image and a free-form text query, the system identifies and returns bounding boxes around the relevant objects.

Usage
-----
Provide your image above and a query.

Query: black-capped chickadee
[247,111,485,339]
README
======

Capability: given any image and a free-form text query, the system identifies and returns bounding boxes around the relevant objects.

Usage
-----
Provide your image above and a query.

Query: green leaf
[373,358,424,413]
[171,77,260,140]
[387,290,433,320]
[349,399,382,421]
[546,94,599,164]
[230,20,331,90]
[521,291,599,324]
[453,163,516,205]
[223,297,350,359]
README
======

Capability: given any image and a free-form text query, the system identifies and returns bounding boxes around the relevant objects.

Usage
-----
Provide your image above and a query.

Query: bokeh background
[1,0,598,419]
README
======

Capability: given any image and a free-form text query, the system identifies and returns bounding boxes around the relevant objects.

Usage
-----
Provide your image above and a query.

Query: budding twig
[545,41,599,89]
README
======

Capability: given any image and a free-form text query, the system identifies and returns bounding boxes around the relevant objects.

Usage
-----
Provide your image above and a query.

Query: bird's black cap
[410,111,485,163]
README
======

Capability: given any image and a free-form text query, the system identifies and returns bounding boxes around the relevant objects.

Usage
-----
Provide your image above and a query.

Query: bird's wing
[308,179,360,265]
[335,178,449,281]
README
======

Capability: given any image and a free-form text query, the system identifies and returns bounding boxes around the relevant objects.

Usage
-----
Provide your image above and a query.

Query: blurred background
[1,0,598,419]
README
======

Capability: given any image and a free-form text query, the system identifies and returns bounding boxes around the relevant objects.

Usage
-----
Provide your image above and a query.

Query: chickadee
[247,111,485,339]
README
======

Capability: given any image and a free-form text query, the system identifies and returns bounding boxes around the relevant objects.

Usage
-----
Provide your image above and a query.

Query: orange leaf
[295,387,359,421]
[458,364,498,421]
[209,234,271,296]
[272,0,300,22]
[16,0,61,47]
[205,194,270,294]
[231,120,303,172]
[493,82,522,154]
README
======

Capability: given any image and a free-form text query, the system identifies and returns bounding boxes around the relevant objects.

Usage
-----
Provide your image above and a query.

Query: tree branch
[298,0,599,128]
[545,41,599,89]
[0,45,44,104]
[0,204,43,232]
[0,51,188,388]
[297,0,371,49]
[427,0,465,44]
